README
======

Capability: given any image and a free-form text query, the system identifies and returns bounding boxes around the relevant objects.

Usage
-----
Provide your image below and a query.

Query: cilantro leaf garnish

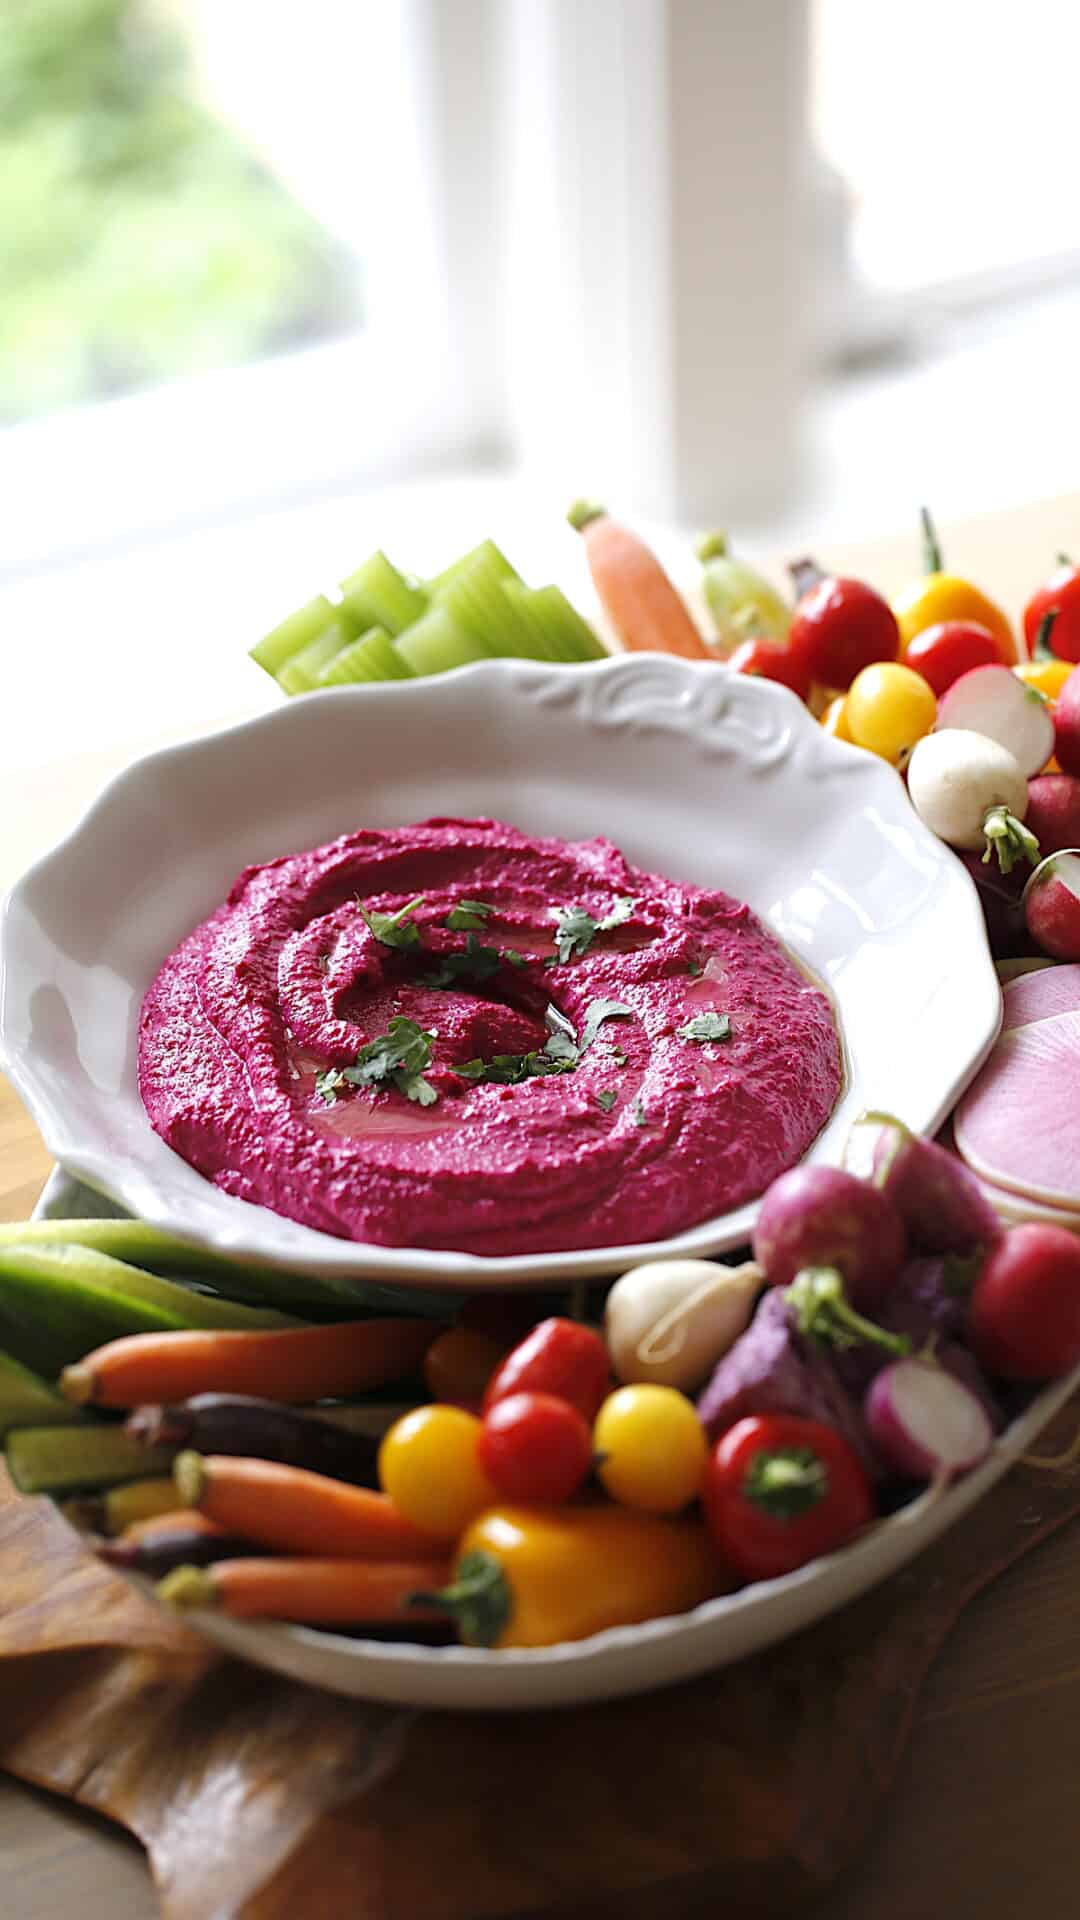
[314,1068,347,1106]
[678,1012,732,1044]
[595,1089,617,1113]
[631,1095,648,1126]
[359,894,425,950]
[687,959,705,978]
[611,1047,629,1068]
[579,998,632,1054]
[549,895,634,963]
[421,933,504,989]
[344,1016,438,1106]
[453,1003,582,1086]
[447,900,495,931]
[501,948,529,968]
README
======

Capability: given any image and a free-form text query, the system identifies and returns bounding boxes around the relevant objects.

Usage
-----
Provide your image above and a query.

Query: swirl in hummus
[138,818,842,1255]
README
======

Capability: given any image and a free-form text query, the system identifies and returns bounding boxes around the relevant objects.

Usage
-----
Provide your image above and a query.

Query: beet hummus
[138,818,842,1255]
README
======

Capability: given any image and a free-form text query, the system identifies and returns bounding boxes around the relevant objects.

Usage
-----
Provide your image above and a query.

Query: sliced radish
[1001,961,1080,1033]
[1023,850,1080,961]
[936,664,1055,778]
[967,1167,1080,1234]
[953,1007,1080,1211]
[865,1356,993,1480]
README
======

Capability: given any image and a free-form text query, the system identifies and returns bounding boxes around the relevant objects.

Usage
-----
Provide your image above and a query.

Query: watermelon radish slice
[1001,962,1080,1034]
[953,1007,1080,1210]
[936,664,1056,779]
[967,1167,1080,1233]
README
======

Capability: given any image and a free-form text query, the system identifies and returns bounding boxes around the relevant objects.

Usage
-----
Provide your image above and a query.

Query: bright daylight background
[5,0,1080,793]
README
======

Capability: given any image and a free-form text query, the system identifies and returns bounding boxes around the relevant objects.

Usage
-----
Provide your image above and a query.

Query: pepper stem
[920,504,944,575]
[744,1446,828,1519]
[788,556,826,600]
[1033,609,1059,662]
[785,1267,912,1356]
[982,805,1041,876]
[407,1549,512,1648]
[696,530,729,563]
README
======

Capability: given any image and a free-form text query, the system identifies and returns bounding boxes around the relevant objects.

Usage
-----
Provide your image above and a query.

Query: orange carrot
[568,500,712,661]
[59,1317,440,1411]
[118,1508,229,1548]
[158,1556,450,1625]
[175,1451,442,1559]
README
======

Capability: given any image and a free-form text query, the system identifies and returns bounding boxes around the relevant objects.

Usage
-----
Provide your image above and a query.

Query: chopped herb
[421,933,504,989]
[687,959,705,978]
[314,1068,347,1106]
[611,1047,629,1068]
[679,1012,732,1044]
[549,894,634,963]
[595,1089,617,1113]
[501,948,529,968]
[545,1002,578,1044]
[631,1095,648,1126]
[359,894,425,950]
[579,998,632,1054]
[454,1004,582,1086]
[542,1028,579,1065]
[343,1015,438,1106]
[447,900,495,930]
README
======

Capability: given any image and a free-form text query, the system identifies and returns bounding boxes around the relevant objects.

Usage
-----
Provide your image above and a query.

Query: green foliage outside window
[0,0,357,422]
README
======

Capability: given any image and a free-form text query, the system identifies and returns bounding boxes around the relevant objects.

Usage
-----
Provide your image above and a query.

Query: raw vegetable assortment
[3,1103,1079,1651]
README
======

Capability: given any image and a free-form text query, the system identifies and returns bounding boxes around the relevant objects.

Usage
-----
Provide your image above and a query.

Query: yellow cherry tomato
[845,661,937,765]
[1014,658,1073,701]
[378,1404,496,1539]
[593,1384,708,1513]
[820,693,853,741]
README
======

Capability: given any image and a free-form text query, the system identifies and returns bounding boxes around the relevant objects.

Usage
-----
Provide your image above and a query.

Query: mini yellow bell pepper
[415,1502,719,1648]
[892,508,1017,662]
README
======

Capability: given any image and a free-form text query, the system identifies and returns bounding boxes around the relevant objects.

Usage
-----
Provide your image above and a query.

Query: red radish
[935,664,1055,779]
[953,1007,1080,1212]
[1022,773,1080,856]
[751,1165,906,1311]
[841,1111,1000,1256]
[1053,665,1080,776]
[968,1224,1080,1379]
[906,730,1038,873]
[864,1357,993,1480]
[905,620,1004,696]
[1001,961,1080,1033]
[1023,849,1080,960]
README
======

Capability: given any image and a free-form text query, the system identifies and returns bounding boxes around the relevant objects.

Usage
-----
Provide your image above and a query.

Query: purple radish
[954,1006,1080,1212]
[1024,773,1080,856]
[958,849,1029,957]
[841,1111,1001,1255]
[752,1164,906,1310]
[1023,849,1080,960]
[865,1355,993,1480]
[906,730,1038,874]
[1001,961,1080,1034]
[936,664,1056,778]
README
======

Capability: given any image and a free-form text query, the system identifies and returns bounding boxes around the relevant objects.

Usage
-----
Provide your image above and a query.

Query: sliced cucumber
[426,540,521,598]
[0,1243,297,1381]
[0,1220,367,1312]
[393,604,491,678]
[276,618,353,694]
[5,1425,176,1496]
[316,626,414,687]
[250,595,337,680]
[0,1349,85,1439]
[339,552,427,635]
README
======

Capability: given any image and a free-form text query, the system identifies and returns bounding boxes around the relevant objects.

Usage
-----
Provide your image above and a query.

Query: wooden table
[5,490,1080,1915]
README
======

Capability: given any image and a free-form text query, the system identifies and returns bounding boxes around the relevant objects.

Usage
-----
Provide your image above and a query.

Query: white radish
[865,1356,993,1481]
[604,1258,760,1391]
[936,664,1055,779]
[906,729,1038,873]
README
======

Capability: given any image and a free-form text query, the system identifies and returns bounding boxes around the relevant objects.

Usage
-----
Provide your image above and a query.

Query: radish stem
[785,1268,913,1356]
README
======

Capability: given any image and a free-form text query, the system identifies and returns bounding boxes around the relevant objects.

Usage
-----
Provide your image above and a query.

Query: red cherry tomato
[968,1225,1080,1380]
[423,1327,507,1410]
[727,637,812,703]
[904,619,1004,696]
[478,1390,593,1503]
[481,1317,610,1423]
[788,572,900,691]
[1023,561,1080,665]
[702,1413,874,1580]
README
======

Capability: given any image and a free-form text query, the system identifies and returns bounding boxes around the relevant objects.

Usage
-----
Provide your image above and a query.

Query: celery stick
[0,1350,85,1439]
[277,619,353,695]
[436,558,536,660]
[250,596,337,679]
[509,584,609,661]
[339,552,428,635]
[5,1426,176,1496]
[426,540,522,597]
[317,627,414,687]
[393,605,492,677]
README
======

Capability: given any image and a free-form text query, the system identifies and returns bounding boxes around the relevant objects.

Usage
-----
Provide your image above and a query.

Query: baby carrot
[60,1317,441,1411]
[99,1511,254,1579]
[568,501,712,661]
[158,1556,451,1626]
[175,1451,443,1559]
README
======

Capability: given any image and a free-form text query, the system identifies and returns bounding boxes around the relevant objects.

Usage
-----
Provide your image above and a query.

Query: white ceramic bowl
[1,655,1000,1286]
